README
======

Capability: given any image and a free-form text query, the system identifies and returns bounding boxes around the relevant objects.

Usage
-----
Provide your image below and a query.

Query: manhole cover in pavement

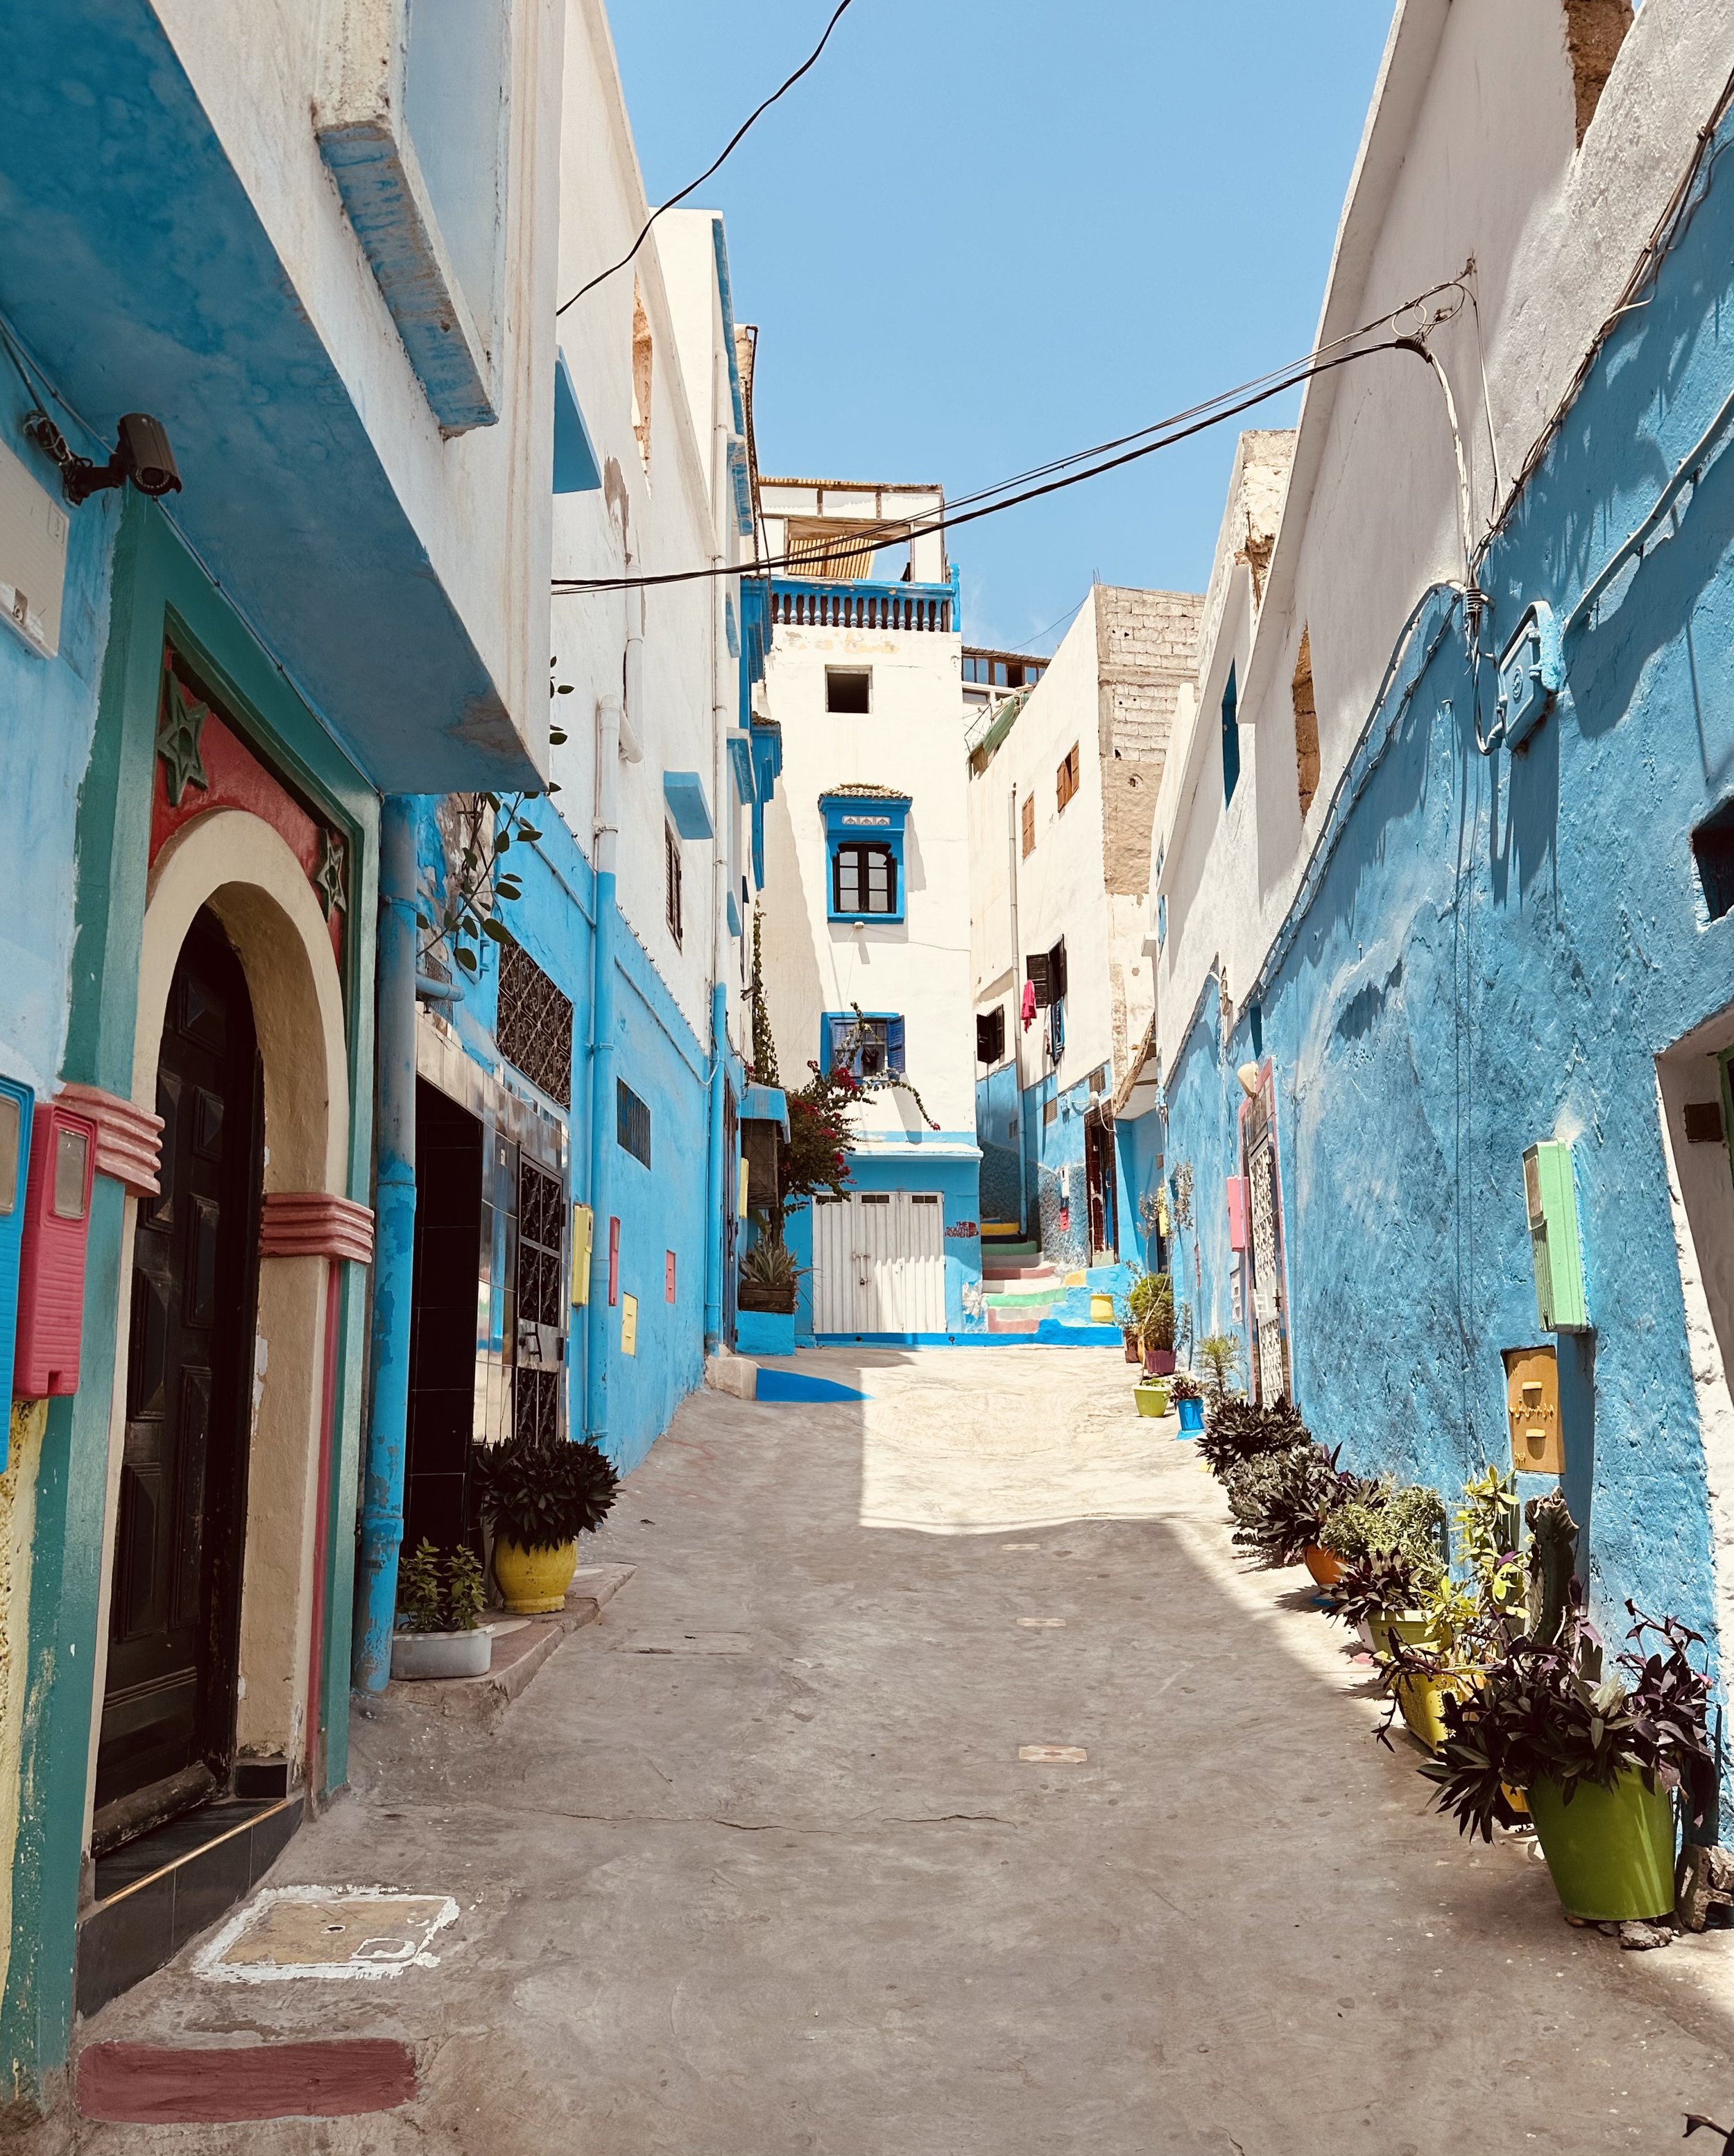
[194,1889,459,1983]
[1018,1745,1088,1763]
[621,1632,753,1655]
[1016,1618,1067,1629]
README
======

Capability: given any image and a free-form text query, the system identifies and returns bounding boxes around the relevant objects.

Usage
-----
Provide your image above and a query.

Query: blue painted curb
[755,1370,870,1405]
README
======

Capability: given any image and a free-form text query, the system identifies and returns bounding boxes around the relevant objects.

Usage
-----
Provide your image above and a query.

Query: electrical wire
[560,343,1408,593]
[555,0,860,317]
[555,279,1475,595]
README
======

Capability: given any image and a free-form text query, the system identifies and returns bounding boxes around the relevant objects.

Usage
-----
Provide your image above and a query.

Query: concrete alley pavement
[52,1349,1734,2153]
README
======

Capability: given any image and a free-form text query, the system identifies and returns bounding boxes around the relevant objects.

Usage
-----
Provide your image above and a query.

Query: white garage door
[812,1191,945,1336]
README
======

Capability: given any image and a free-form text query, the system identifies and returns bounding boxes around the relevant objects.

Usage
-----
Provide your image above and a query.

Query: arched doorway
[93,909,264,1845]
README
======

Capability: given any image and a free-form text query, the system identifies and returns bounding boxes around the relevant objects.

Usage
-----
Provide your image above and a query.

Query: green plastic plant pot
[1527,1770,1676,1922]
[1133,1383,1169,1419]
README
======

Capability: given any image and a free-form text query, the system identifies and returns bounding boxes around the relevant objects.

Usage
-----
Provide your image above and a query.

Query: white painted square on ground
[194,1887,460,1983]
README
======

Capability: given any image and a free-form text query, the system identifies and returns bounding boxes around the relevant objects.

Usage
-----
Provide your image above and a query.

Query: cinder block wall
[1095,588,1203,894]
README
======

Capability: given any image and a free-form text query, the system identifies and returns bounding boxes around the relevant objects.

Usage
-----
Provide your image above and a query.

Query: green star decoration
[155,688,209,807]
[314,828,347,918]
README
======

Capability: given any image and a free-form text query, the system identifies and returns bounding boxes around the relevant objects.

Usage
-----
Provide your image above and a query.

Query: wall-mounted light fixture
[24,409,181,506]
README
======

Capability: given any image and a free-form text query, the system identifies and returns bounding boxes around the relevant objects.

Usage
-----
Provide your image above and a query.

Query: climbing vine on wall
[419,659,571,977]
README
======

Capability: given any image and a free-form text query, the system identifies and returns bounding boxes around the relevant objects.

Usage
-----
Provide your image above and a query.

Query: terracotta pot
[1142,1349,1176,1376]
[493,1537,578,1614]
[1303,1546,1344,1589]
[1123,1328,1141,1364]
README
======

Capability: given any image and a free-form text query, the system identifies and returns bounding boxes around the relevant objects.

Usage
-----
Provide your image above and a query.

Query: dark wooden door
[97,913,261,1824]
[1085,1110,1117,1261]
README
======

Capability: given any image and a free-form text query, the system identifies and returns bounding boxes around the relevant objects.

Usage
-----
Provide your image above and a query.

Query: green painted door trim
[0,499,379,2110]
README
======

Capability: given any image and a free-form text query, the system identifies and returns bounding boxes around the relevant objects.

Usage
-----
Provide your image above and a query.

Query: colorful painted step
[986,1308,1040,1333]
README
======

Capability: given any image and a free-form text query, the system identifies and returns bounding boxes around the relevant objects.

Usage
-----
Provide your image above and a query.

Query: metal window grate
[665,822,683,947]
[513,1154,564,1447]
[617,1080,651,1168]
[497,937,573,1108]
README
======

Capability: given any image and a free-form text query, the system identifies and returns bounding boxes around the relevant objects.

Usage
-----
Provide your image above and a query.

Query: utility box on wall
[1503,1344,1563,1474]
[0,1079,33,1463]
[1523,1140,1588,1332]
[1226,1177,1249,1253]
[14,1100,95,1398]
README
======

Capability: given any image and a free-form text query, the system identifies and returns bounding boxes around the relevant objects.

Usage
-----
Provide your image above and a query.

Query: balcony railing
[769,570,958,635]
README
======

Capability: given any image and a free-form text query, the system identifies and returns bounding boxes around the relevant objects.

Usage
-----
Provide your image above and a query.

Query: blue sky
[609,1,1398,655]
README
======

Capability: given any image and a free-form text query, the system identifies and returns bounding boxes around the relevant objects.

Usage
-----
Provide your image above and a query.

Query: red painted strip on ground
[78,2039,418,2121]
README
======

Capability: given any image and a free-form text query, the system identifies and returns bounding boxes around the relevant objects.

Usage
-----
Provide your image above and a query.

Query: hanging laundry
[1020,979,1037,1030]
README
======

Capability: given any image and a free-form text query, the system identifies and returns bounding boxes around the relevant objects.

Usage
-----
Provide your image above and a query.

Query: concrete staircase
[981,1236,1068,1333]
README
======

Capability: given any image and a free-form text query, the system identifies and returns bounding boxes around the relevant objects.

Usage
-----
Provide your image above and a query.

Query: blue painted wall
[0,348,121,1098]
[975,1061,1023,1225]
[1159,135,1734,1683]
[411,794,712,1474]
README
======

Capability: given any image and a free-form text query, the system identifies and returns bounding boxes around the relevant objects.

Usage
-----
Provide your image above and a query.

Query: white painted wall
[971,586,1194,1104]
[545,3,747,1048]
[1151,0,1734,1077]
[760,619,975,1137]
[970,599,1115,1096]
[152,0,563,757]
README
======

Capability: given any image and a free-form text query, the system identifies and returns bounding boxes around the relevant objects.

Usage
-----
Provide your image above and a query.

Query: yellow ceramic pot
[493,1537,578,1614]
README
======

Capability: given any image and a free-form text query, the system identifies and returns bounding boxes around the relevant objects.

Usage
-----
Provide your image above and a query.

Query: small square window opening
[826,668,871,715]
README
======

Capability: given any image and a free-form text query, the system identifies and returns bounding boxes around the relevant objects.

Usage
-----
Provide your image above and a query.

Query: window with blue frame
[823,1011,904,1079]
[1221,661,1241,805]
[821,791,910,923]
[832,841,896,917]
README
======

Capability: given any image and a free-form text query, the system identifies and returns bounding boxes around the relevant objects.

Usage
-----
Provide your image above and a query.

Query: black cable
[555,0,860,317]
[556,339,1409,594]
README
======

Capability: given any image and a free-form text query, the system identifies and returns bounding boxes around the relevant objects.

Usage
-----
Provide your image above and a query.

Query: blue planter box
[1178,1397,1205,1434]
[737,1308,796,1357]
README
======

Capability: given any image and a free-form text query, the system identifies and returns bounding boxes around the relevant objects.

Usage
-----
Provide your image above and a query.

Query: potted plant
[1420,1492,1716,1922]
[1321,1482,1449,1654]
[1196,1332,1244,1403]
[1196,1395,1310,1482]
[1169,1369,1205,1435]
[1133,1373,1170,1417]
[1116,1265,1149,1363]
[1226,1442,1373,1580]
[738,1235,799,1315]
[392,1539,491,1680]
[477,1430,620,1613]
[1120,1270,1175,1375]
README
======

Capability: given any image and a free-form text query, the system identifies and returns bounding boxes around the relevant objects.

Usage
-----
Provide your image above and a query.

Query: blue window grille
[823,1012,904,1079]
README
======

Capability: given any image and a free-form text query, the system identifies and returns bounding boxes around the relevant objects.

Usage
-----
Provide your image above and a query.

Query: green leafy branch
[418,658,572,977]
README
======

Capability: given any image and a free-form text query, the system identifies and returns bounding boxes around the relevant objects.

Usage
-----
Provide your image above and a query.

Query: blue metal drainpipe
[704,979,726,1351]
[354,795,418,1689]
[585,693,622,1448]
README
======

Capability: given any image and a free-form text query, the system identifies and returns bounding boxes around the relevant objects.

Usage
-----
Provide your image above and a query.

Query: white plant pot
[392,1628,493,1681]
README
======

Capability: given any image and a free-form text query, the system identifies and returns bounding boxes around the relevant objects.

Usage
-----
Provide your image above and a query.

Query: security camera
[55,411,182,506]
[116,413,181,497]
